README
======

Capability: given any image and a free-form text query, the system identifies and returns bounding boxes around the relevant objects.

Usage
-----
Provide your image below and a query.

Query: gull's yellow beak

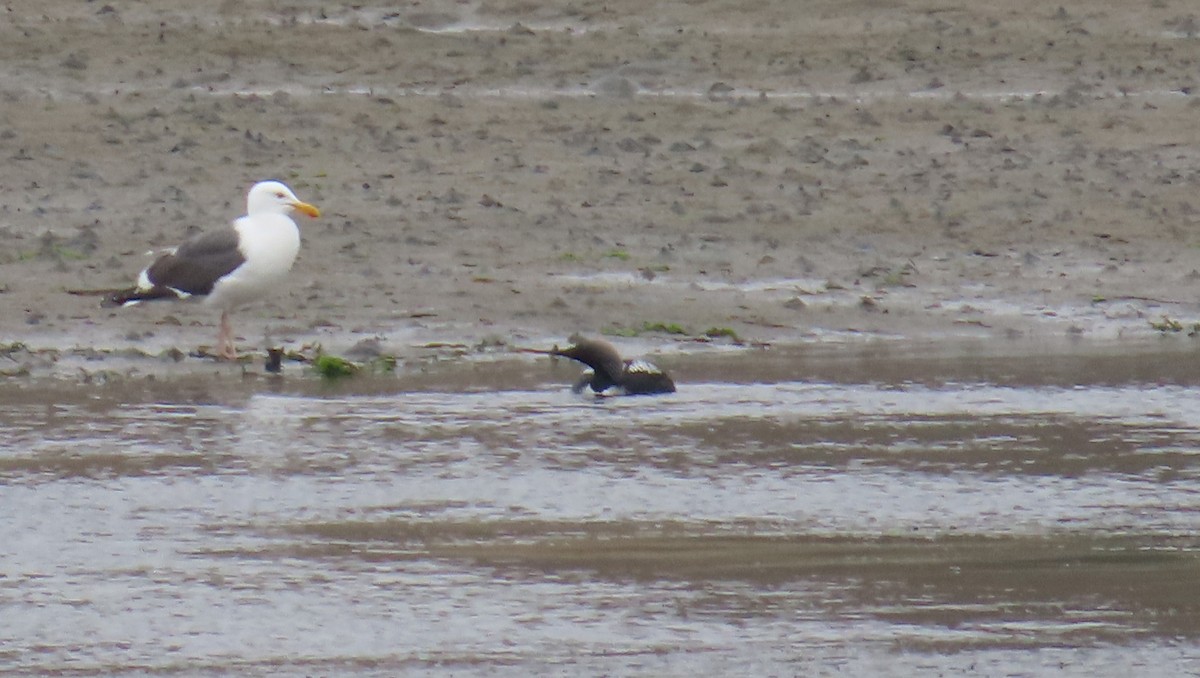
[292,201,321,218]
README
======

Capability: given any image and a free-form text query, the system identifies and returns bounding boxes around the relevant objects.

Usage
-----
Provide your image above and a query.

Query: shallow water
[3,341,1200,676]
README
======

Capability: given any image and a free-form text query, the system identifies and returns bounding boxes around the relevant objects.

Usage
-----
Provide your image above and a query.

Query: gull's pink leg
[217,311,238,360]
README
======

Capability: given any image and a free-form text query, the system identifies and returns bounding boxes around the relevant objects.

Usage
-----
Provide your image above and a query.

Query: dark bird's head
[551,335,625,392]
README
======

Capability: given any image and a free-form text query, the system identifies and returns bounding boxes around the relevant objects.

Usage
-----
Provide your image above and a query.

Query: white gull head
[246,180,321,218]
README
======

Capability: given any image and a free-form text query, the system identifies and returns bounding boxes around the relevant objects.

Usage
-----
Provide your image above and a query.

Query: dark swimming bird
[104,181,320,360]
[551,335,676,395]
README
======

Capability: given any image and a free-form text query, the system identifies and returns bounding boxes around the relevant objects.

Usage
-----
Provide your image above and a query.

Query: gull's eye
[275,192,286,199]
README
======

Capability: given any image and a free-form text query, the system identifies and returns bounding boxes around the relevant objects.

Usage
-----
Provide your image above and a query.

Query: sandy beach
[1,0,1199,378]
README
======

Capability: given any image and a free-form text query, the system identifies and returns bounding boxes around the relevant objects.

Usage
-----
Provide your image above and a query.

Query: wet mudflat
[2,340,1200,676]
[2,2,1200,675]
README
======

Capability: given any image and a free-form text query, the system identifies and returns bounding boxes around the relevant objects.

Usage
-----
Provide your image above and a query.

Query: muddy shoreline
[2,2,1200,381]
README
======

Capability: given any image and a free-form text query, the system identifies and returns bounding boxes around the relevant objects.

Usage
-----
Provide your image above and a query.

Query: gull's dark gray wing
[103,227,245,307]
[145,227,245,296]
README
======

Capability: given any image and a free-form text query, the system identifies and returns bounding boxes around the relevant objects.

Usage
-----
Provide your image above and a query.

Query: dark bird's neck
[552,338,625,384]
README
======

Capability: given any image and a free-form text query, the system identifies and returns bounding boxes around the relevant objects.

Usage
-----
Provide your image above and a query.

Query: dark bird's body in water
[551,335,676,395]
